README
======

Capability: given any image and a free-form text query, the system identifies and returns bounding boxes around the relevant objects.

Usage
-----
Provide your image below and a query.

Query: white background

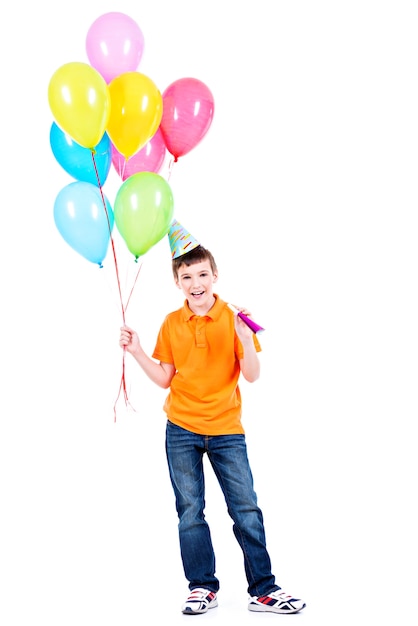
[1,1,417,624]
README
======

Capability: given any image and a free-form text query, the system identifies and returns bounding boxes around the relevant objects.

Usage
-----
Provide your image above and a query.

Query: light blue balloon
[54,182,114,267]
[50,122,112,187]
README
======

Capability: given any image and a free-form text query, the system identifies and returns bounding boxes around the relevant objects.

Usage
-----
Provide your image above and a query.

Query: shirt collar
[182,294,224,321]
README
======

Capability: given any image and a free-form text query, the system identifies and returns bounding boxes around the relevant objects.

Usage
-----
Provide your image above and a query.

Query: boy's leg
[208,434,278,597]
[165,421,220,592]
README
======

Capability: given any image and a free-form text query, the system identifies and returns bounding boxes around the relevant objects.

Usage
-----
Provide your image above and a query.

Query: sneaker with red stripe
[182,587,218,614]
[248,588,306,614]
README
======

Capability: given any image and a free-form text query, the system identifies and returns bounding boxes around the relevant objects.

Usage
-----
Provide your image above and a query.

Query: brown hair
[172,245,218,279]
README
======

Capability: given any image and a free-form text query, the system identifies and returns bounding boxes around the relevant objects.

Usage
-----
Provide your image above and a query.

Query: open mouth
[191,291,204,298]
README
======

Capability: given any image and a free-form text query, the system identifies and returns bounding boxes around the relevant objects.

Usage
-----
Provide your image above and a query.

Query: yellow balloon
[48,62,111,150]
[107,72,163,160]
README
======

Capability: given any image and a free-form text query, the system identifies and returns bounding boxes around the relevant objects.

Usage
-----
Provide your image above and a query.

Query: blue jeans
[165,420,279,597]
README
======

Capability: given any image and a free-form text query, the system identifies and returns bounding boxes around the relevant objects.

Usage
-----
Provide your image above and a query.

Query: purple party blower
[228,304,265,334]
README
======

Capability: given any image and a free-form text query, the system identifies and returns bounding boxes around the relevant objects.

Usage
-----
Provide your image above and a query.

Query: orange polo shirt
[152,295,261,435]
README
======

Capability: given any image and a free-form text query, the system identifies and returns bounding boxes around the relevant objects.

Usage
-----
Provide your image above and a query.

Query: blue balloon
[50,122,112,187]
[54,182,114,267]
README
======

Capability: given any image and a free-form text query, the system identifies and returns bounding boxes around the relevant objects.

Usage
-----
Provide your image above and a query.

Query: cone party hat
[168,219,200,258]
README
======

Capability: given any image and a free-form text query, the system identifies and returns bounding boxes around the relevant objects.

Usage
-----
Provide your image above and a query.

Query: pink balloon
[160,78,215,162]
[86,12,144,83]
[111,128,167,180]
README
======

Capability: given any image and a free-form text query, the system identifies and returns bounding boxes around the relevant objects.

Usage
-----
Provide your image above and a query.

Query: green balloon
[114,172,174,258]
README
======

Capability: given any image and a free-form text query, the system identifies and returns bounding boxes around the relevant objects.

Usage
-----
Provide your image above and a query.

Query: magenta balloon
[111,128,167,180]
[160,77,215,161]
[86,12,144,83]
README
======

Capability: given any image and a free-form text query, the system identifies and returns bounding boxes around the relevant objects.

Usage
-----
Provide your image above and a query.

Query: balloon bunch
[49,11,215,268]
[48,11,215,417]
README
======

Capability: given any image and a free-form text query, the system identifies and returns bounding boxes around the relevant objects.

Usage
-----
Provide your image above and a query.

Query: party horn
[227,304,265,334]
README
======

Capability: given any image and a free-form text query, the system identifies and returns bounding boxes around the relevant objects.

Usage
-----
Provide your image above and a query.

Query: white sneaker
[248,588,306,613]
[182,587,218,614]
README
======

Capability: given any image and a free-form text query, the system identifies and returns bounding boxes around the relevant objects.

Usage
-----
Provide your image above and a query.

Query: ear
[212,271,219,283]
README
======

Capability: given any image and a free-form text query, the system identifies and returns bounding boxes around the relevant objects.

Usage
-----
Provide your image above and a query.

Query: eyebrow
[179,268,210,278]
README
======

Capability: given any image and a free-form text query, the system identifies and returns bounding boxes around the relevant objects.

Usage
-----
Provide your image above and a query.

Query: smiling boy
[119,222,306,615]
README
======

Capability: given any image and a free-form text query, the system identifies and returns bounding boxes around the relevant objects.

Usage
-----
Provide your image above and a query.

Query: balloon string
[167,157,175,181]
[112,261,144,419]
[91,151,134,421]
[124,260,143,311]
[114,349,136,421]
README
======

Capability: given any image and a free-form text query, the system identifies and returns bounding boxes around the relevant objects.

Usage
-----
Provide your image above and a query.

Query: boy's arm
[230,306,261,383]
[131,348,175,389]
[235,315,261,382]
[120,325,175,388]
[239,336,260,382]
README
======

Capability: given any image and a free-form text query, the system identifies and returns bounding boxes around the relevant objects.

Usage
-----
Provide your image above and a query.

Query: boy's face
[175,259,218,312]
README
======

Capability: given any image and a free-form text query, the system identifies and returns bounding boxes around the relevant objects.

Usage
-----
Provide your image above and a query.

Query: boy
[119,222,306,615]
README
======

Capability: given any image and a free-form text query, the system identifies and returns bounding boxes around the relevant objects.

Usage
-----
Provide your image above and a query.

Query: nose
[191,274,201,288]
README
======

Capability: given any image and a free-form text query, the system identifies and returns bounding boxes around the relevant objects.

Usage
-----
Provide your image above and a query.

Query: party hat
[168,219,200,258]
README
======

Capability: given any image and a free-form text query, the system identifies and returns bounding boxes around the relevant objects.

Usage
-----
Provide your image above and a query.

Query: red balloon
[160,77,215,161]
